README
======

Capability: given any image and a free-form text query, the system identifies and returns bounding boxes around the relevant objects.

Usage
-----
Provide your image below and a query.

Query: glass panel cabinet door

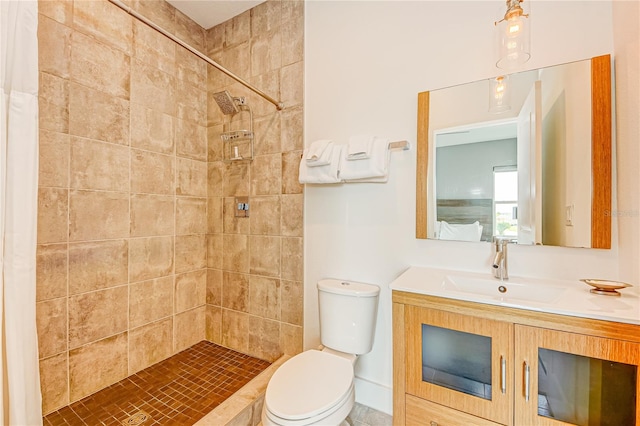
[515,325,640,426]
[405,305,514,425]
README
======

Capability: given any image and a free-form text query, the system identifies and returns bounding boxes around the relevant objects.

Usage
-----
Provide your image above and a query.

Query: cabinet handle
[524,361,530,401]
[500,355,507,394]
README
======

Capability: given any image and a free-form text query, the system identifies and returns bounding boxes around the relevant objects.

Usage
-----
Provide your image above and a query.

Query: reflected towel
[305,139,333,166]
[346,135,374,160]
[299,145,343,184]
[339,137,389,181]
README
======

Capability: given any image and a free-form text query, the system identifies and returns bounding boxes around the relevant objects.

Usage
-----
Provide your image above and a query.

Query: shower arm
[107,0,285,111]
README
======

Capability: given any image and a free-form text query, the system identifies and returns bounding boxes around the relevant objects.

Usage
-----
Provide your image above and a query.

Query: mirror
[416,55,612,248]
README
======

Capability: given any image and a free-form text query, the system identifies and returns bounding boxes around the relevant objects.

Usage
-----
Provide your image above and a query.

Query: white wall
[304,0,635,415]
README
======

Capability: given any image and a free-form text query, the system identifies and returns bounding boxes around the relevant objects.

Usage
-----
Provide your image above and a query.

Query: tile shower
[36,0,304,416]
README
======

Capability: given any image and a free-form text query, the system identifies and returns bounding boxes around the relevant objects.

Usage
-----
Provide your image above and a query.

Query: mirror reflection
[416,55,611,248]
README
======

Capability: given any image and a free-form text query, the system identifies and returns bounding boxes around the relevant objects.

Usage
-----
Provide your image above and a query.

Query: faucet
[492,237,510,280]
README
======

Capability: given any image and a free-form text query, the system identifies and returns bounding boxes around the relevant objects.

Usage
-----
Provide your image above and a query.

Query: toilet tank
[318,279,380,355]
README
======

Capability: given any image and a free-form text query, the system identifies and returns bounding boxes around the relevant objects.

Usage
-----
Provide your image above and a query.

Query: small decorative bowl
[580,279,633,296]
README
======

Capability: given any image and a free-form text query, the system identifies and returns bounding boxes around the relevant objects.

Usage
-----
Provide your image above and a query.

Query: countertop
[390,266,640,326]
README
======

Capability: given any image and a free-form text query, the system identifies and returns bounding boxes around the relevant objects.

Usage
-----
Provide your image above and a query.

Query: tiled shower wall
[204,1,304,363]
[35,0,304,416]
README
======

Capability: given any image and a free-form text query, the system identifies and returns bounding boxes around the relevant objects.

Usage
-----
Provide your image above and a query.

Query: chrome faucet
[492,237,510,280]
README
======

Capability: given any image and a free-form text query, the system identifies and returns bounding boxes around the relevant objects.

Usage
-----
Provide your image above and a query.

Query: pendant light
[495,0,530,70]
[489,75,511,113]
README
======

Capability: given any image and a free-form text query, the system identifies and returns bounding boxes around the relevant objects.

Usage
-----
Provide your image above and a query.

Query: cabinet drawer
[406,394,503,426]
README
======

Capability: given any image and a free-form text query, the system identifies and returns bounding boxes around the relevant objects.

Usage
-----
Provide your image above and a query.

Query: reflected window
[494,167,518,237]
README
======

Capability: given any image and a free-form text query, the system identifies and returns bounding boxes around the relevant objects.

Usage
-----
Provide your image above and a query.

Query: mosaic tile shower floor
[43,341,271,426]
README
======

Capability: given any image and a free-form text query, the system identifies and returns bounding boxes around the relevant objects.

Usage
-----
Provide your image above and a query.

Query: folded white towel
[299,145,343,184]
[339,137,389,181]
[305,139,333,166]
[346,135,374,160]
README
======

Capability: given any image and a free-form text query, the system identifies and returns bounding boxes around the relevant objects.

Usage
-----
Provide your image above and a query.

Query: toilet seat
[264,350,354,422]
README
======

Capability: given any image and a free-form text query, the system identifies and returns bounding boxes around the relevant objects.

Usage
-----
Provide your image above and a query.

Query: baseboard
[354,376,393,416]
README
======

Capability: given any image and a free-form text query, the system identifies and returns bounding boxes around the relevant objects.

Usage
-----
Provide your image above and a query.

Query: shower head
[213,90,240,115]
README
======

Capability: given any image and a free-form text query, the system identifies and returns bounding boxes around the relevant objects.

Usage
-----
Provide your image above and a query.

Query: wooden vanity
[391,268,640,426]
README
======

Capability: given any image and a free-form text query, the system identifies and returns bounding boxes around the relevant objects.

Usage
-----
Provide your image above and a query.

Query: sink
[442,275,567,304]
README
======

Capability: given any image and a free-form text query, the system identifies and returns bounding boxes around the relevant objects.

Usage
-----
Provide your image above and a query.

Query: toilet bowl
[261,349,356,426]
[262,279,380,426]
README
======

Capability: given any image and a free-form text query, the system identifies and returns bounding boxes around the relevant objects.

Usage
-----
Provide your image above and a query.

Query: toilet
[262,279,380,426]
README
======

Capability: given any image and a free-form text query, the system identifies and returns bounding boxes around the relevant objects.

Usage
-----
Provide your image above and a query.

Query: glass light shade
[495,11,530,69]
[489,75,511,113]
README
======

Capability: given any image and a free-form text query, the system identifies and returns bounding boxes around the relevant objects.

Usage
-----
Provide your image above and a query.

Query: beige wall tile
[249,276,280,320]
[281,237,302,281]
[129,236,174,282]
[281,150,303,194]
[174,306,205,352]
[222,234,249,273]
[69,333,128,402]
[39,130,69,188]
[131,194,175,237]
[69,240,128,295]
[251,154,281,196]
[176,79,207,127]
[222,271,249,312]
[207,234,223,269]
[129,276,174,328]
[176,47,206,89]
[175,10,205,53]
[251,30,282,77]
[280,61,303,108]
[205,25,224,57]
[69,190,129,241]
[132,0,176,34]
[176,158,207,197]
[73,0,133,55]
[131,149,175,195]
[129,318,173,374]
[281,18,303,67]
[39,0,73,25]
[224,161,251,197]
[38,15,71,79]
[249,235,281,277]
[176,197,207,235]
[250,196,281,236]
[175,269,207,313]
[39,353,69,415]
[130,104,175,154]
[252,0,282,34]
[207,197,223,234]
[221,41,251,84]
[208,162,224,197]
[280,280,302,326]
[175,235,207,273]
[221,309,249,353]
[226,11,251,47]
[131,59,176,115]
[68,286,128,349]
[206,268,222,305]
[282,0,304,22]
[133,20,175,75]
[37,188,68,244]
[253,113,281,156]
[280,107,303,152]
[205,305,222,344]
[36,297,67,358]
[280,323,302,356]
[207,125,224,161]
[223,197,250,235]
[247,70,280,118]
[176,119,207,161]
[69,83,130,146]
[70,31,130,100]
[281,194,302,237]
[36,243,68,302]
[70,137,129,191]
[39,72,69,133]
[248,316,281,362]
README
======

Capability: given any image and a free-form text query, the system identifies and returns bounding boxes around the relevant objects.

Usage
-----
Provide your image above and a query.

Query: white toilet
[262,279,380,426]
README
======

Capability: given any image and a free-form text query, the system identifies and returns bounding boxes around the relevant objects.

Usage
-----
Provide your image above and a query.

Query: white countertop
[390,266,640,326]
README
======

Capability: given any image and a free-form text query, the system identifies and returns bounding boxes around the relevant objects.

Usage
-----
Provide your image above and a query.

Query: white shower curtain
[1,0,43,424]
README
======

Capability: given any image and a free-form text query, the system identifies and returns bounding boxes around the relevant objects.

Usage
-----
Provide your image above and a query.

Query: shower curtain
[1,0,43,424]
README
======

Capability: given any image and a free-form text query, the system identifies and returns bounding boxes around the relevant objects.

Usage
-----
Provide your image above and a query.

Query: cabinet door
[406,394,504,426]
[515,325,640,426]
[405,305,514,425]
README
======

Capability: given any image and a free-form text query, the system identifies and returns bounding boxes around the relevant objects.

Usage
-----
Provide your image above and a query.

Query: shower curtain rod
[108,0,285,111]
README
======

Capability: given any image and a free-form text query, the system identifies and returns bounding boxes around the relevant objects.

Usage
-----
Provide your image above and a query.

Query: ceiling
[166,0,265,29]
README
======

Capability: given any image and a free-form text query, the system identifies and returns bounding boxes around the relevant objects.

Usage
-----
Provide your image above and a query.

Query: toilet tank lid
[317,279,380,297]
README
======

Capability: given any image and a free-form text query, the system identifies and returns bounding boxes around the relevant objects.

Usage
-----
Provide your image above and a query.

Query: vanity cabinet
[393,291,640,426]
